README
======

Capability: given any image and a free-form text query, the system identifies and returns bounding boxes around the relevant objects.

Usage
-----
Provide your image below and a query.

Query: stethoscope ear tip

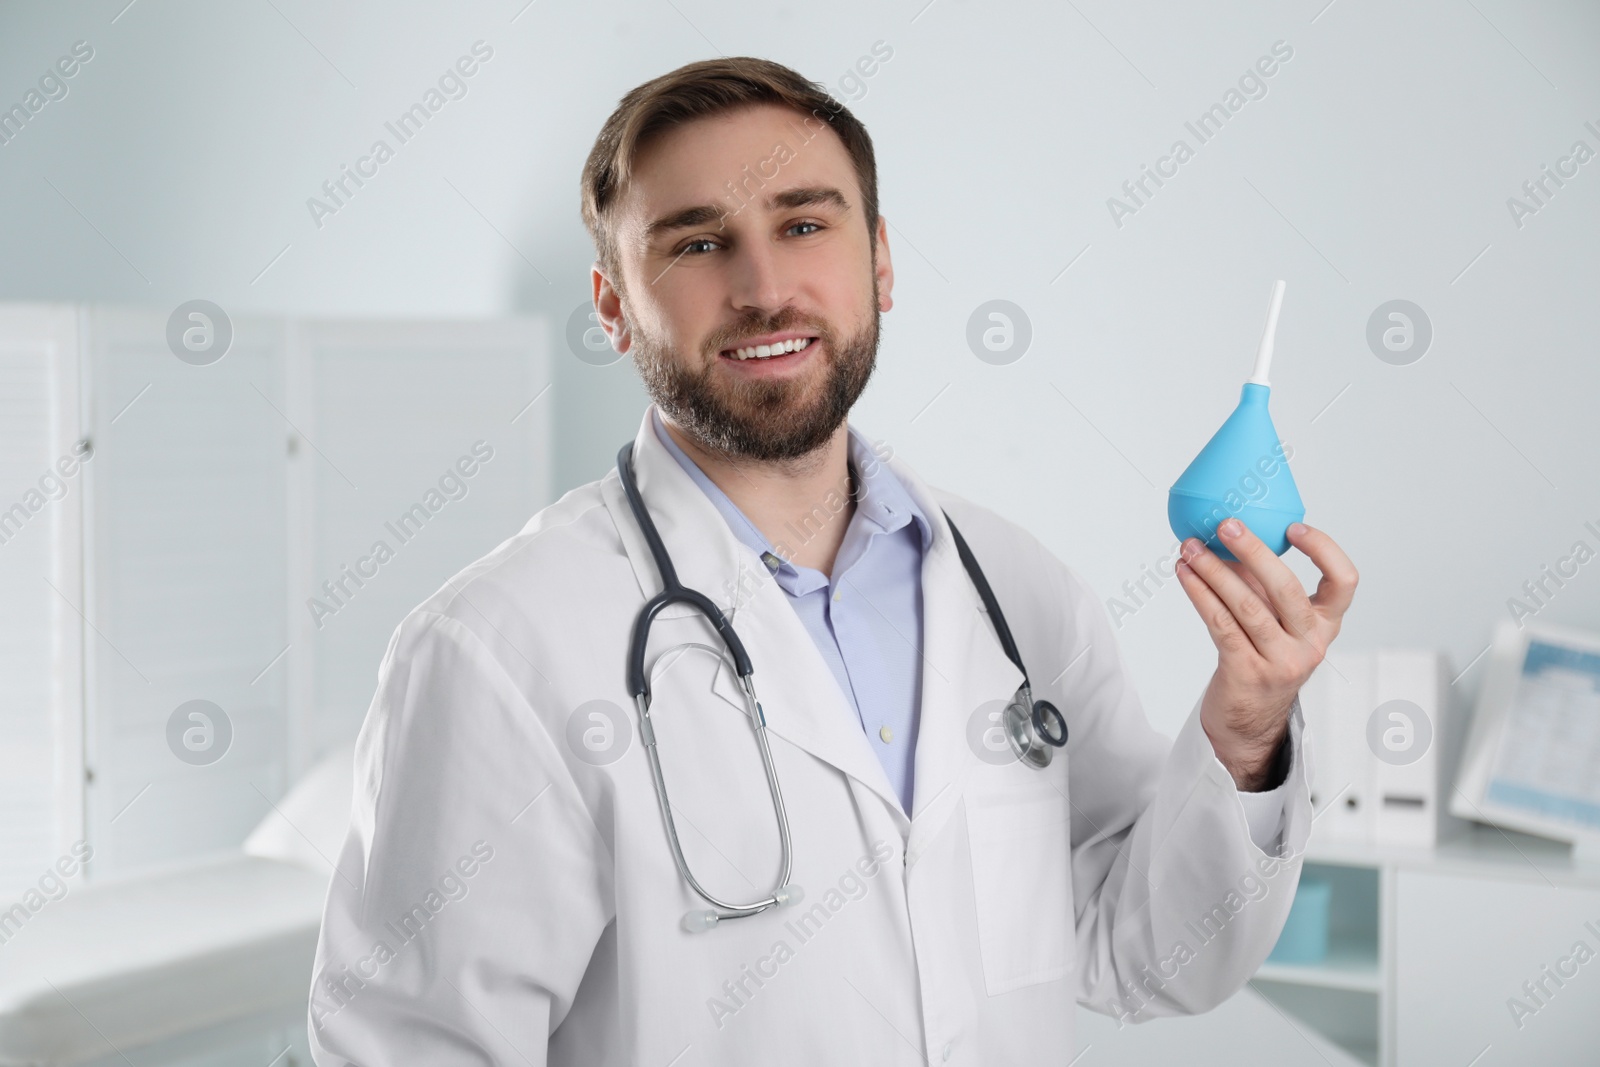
[681,883,806,933]
[682,909,720,934]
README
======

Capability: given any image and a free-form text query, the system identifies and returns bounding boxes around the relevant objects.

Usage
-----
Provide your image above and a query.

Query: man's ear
[873,216,894,313]
[591,265,632,354]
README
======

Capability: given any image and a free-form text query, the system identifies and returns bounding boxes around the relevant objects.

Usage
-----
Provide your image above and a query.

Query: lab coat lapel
[886,457,1027,860]
[600,408,907,820]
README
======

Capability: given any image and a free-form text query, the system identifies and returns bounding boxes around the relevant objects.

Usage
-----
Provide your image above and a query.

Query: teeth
[728,337,813,360]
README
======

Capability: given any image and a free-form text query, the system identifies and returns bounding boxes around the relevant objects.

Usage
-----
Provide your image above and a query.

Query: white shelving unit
[1249,824,1600,1066]
[1255,939,1381,994]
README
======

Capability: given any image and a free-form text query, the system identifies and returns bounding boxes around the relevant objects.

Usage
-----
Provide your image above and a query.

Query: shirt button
[879,725,893,743]
[832,588,842,602]
[943,1041,953,1061]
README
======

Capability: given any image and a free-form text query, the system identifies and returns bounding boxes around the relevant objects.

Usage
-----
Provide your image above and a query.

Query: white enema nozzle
[1248,279,1287,387]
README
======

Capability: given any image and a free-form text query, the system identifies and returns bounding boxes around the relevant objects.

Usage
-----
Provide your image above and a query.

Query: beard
[627,280,880,463]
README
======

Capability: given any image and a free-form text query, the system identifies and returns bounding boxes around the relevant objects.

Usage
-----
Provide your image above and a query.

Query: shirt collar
[649,407,932,582]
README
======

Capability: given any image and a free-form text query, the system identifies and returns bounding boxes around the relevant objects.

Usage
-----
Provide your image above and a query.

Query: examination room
[2,0,1598,1064]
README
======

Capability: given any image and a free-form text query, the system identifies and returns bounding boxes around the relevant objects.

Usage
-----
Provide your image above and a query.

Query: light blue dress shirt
[652,410,1290,846]
[652,409,931,814]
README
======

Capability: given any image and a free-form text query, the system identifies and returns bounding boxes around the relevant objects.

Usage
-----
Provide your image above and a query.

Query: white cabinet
[84,307,293,875]
[0,303,550,889]
[1249,827,1600,1065]
[0,305,85,895]
[1394,868,1600,1065]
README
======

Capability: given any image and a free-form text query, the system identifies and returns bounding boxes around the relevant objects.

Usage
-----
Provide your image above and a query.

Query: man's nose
[727,238,794,312]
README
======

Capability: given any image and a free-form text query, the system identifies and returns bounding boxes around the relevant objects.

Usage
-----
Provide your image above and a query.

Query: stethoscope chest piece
[1003,687,1068,768]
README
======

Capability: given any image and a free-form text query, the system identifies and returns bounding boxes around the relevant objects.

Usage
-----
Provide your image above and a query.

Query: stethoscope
[617,441,1067,933]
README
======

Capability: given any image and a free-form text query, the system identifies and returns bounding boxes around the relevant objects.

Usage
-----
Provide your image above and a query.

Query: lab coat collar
[601,406,1025,842]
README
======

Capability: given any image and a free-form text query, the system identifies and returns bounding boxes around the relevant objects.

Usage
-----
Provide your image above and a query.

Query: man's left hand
[1174,518,1359,791]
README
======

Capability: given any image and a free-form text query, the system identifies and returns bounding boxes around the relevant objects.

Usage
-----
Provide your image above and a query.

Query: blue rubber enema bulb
[1168,280,1305,563]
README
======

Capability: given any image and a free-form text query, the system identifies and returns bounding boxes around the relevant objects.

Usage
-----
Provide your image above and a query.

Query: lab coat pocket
[964,782,1073,996]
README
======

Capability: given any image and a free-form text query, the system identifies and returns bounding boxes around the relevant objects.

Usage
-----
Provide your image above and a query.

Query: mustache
[706,313,833,355]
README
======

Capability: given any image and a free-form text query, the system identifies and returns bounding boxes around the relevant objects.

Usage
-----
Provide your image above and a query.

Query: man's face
[594,102,894,462]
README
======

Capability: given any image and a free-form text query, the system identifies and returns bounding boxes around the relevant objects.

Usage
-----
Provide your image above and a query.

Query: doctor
[311,56,1357,1065]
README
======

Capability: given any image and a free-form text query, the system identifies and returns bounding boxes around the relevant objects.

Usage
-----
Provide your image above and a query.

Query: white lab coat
[309,406,1314,1066]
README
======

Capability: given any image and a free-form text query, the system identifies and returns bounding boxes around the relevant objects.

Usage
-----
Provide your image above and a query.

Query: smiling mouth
[720,336,817,361]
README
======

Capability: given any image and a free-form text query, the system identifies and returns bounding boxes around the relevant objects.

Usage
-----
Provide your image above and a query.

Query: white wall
[2,0,1598,735]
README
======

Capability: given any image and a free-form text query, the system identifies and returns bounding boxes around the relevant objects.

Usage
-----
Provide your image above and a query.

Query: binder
[1298,649,1470,848]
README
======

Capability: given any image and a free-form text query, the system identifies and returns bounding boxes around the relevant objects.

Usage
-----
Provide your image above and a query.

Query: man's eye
[789,221,823,236]
[680,238,718,255]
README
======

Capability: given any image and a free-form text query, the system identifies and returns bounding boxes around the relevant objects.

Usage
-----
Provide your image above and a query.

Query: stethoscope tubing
[618,442,796,922]
[614,437,1065,928]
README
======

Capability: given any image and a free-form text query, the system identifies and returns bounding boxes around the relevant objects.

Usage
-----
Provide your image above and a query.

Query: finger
[1174,556,1262,664]
[1180,535,1290,659]
[1285,522,1359,619]
[1216,519,1321,644]
[1223,559,1271,606]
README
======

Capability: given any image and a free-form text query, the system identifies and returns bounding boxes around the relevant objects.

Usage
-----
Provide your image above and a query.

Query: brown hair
[580,56,880,290]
